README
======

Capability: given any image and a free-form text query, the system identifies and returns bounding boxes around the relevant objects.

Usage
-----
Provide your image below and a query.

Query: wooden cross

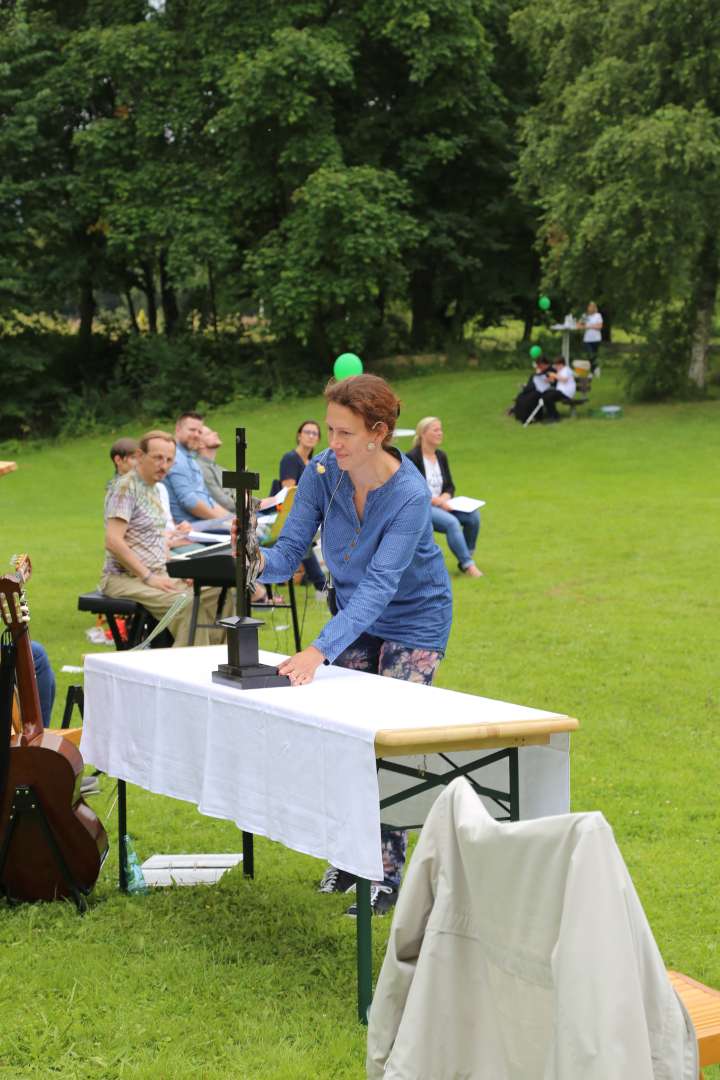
[221,428,260,618]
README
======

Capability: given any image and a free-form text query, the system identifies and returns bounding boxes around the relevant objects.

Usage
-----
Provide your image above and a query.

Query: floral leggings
[334,633,442,887]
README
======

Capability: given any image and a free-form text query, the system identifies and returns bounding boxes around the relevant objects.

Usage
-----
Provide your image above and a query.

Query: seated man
[197,426,236,514]
[541,355,577,422]
[100,430,223,647]
[509,356,552,423]
[163,411,233,529]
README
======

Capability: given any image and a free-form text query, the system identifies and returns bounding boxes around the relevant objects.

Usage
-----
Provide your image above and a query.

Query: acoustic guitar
[0,555,108,904]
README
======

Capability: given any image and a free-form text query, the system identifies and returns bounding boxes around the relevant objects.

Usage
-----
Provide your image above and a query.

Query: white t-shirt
[583,312,603,343]
[423,456,444,498]
[554,366,576,398]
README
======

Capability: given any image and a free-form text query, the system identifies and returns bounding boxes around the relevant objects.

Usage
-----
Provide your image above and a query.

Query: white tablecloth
[81,647,572,881]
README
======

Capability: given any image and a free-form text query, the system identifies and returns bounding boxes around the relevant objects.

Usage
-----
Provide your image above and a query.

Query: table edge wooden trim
[374,716,578,757]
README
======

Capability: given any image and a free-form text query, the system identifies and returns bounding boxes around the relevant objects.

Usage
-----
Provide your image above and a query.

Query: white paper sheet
[446,496,485,513]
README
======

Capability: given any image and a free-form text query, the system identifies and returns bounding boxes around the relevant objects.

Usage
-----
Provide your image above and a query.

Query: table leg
[509,748,519,821]
[356,878,373,1024]
[288,578,302,652]
[187,584,201,646]
[118,779,128,893]
[242,831,254,878]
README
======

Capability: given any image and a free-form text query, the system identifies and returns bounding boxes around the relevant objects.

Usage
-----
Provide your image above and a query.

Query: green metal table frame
[116,745,520,1025]
[359,744,520,1023]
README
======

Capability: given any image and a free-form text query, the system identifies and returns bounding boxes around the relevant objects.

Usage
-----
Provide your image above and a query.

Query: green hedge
[0,331,321,439]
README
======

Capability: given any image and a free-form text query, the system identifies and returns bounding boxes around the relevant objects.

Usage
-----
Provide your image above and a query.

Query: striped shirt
[103,471,167,576]
[260,449,453,662]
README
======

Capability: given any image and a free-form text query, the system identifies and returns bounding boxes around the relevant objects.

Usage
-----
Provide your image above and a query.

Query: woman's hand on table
[278,646,326,686]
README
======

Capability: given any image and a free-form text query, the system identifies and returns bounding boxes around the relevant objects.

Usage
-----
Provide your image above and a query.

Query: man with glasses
[100,430,222,647]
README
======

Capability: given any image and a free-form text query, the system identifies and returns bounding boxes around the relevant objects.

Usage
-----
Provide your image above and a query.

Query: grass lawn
[1,367,718,1078]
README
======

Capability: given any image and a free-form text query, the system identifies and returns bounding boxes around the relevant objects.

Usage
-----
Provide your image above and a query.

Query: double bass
[0,556,108,907]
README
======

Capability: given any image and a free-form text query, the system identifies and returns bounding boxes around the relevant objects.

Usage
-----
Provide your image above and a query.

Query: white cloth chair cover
[367,778,697,1080]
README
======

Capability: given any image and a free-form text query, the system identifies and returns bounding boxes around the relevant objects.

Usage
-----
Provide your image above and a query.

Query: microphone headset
[313,448,346,614]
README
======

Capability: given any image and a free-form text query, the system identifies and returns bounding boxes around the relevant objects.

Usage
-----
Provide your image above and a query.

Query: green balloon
[538,295,551,311]
[529,345,543,360]
[333,352,364,379]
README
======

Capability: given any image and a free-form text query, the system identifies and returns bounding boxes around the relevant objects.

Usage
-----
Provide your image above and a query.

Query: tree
[512,0,720,390]
[212,0,538,358]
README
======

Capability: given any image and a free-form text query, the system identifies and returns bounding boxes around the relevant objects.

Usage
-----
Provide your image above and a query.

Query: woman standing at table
[406,417,482,578]
[247,374,453,915]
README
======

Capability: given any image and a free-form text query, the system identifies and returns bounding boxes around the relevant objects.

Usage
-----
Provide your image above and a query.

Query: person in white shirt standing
[579,300,603,373]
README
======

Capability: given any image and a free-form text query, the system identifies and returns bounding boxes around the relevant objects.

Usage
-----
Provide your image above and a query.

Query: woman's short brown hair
[324,374,400,446]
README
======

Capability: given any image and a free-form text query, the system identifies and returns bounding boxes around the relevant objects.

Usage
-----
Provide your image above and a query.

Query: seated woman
[406,417,482,578]
[276,420,327,595]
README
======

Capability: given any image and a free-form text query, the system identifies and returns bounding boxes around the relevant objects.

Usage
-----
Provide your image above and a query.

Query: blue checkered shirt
[260,449,452,662]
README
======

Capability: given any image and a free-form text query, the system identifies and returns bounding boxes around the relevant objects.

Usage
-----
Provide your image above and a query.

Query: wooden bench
[668,970,720,1078]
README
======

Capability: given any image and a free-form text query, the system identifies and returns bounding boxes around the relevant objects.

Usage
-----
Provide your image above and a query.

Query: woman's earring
[367,442,376,451]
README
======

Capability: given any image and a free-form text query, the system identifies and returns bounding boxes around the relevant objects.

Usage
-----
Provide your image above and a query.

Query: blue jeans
[31,641,55,728]
[431,506,480,570]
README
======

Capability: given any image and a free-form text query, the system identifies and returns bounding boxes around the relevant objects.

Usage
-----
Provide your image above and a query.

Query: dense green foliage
[512,0,720,389]
[1,370,718,1077]
[2,0,720,433]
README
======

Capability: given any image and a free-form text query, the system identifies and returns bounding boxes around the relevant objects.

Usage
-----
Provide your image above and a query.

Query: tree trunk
[160,249,179,337]
[207,262,218,339]
[141,261,158,334]
[521,310,534,342]
[688,236,718,390]
[78,278,95,344]
[125,288,140,334]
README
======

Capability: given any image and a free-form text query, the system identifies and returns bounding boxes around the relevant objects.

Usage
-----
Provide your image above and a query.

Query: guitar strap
[0,632,17,806]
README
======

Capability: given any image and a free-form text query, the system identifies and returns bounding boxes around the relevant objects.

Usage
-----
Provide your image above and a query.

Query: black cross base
[211,428,292,691]
[212,614,290,689]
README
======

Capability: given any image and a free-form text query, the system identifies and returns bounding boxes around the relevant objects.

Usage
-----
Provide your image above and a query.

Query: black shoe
[318,866,357,894]
[345,884,398,917]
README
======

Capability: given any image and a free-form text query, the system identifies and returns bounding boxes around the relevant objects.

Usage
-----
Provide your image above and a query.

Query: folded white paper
[446,496,485,513]
[141,853,243,887]
[186,531,230,544]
